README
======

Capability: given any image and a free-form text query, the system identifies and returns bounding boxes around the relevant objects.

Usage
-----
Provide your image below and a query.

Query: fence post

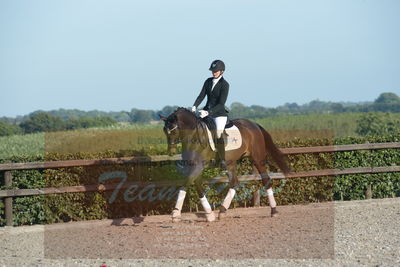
[253,189,260,207]
[365,184,372,199]
[4,171,13,226]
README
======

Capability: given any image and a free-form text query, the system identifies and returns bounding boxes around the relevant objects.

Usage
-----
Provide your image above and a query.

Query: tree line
[0,92,399,136]
[0,114,116,135]
[227,92,400,119]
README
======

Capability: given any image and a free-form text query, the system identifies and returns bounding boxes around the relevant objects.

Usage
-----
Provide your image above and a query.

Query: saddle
[199,117,242,151]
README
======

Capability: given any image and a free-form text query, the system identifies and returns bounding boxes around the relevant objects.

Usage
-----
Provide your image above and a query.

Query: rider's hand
[191,106,196,113]
[199,110,209,118]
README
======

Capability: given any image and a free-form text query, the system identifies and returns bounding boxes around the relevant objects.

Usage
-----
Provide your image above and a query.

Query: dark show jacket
[193,76,229,117]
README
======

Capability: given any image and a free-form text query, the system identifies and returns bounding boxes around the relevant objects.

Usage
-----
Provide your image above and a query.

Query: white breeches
[213,116,227,138]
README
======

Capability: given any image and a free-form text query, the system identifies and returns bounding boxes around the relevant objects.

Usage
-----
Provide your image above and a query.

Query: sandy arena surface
[0,198,399,266]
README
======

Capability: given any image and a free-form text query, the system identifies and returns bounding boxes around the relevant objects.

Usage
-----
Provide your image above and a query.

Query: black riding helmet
[209,60,225,72]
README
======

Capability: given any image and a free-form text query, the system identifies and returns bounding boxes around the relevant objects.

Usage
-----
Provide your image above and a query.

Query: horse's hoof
[172,217,181,223]
[218,211,227,220]
[205,211,216,222]
[172,209,181,222]
[218,206,227,220]
[271,207,278,218]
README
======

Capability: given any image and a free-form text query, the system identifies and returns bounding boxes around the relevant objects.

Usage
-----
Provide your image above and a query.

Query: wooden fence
[1,142,399,226]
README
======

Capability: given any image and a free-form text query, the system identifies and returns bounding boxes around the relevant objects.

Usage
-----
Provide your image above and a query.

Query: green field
[1,112,399,160]
[255,113,362,137]
[0,132,45,159]
[0,122,164,160]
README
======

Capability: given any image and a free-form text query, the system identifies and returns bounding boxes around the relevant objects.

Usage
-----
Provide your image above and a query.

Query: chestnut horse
[160,107,289,222]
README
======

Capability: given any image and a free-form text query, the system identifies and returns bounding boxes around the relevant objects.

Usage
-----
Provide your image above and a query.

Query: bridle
[164,119,181,146]
[166,124,178,134]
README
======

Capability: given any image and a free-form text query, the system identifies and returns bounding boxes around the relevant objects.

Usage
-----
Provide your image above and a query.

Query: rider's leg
[213,116,228,169]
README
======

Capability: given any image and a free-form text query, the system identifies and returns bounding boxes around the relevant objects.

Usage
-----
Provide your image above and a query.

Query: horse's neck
[178,114,209,148]
[177,112,197,130]
[194,120,211,148]
[197,120,208,135]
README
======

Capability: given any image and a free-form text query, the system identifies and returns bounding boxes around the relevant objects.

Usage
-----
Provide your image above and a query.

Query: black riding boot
[216,137,227,170]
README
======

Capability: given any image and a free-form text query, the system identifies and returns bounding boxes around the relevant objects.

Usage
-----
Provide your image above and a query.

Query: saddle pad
[205,125,242,151]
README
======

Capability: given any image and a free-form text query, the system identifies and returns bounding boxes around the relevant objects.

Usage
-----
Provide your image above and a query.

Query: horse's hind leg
[253,160,278,217]
[218,163,239,220]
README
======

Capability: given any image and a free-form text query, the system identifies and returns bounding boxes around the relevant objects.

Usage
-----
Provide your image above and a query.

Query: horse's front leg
[195,178,216,222]
[171,151,205,222]
[172,186,187,222]
[171,175,200,222]
[218,163,239,220]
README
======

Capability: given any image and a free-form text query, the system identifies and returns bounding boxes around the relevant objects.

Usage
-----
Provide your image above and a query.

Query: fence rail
[1,142,399,172]
[1,142,399,226]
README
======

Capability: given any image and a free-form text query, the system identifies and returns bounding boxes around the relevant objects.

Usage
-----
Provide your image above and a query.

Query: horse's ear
[159,114,167,121]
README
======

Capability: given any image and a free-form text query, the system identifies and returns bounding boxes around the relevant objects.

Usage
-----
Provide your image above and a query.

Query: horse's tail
[256,123,290,174]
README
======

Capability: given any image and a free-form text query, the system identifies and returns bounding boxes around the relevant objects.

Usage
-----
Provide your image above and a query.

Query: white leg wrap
[267,188,276,208]
[222,188,236,209]
[200,196,212,213]
[174,190,186,211]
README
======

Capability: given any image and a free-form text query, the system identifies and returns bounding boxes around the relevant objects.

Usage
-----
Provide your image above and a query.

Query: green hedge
[1,134,399,226]
[334,134,400,200]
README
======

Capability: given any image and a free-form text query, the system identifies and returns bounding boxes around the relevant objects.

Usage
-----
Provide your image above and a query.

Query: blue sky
[0,0,399,117]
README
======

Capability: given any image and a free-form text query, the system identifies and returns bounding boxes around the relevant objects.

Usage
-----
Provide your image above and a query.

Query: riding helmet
[209,60,225,72]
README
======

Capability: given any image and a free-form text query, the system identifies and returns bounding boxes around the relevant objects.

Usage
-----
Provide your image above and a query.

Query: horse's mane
[173,107,197,119]
[172,107,208,147]
[174,107,190,113]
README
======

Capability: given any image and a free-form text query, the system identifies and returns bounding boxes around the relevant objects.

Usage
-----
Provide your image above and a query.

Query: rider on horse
[192,59,230,170]
[161,60,288,222]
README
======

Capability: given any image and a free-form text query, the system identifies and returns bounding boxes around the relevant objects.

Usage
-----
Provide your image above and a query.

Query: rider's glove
[191,106,196,113]
[199,110,209,118]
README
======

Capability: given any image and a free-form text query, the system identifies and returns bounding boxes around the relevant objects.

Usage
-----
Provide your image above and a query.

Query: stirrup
[220,160,228,174]
[220,160,227,169]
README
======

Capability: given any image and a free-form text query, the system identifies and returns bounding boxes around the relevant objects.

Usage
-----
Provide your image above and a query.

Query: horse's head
[160,107,198,156]
[160,112,180,156]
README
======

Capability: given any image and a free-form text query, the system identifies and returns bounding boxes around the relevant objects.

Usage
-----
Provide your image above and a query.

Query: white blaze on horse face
[267,188,277,208]
[200,195,212,214]
[174,190,186,211]
[222,188,236,210]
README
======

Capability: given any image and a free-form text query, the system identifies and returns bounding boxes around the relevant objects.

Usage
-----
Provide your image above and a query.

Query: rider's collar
[213,75,223,83]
